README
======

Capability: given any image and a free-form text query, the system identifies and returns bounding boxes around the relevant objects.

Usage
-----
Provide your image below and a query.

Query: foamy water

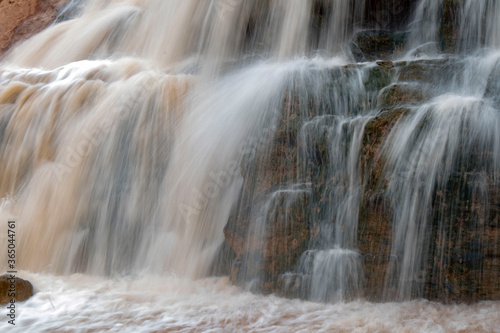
[0,272,498,333]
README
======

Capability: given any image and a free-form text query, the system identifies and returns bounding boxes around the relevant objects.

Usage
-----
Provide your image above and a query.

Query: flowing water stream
[0,0,499,331]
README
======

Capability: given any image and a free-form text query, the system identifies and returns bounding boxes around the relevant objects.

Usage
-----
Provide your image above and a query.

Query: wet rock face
[224,115,312,291]
[485,60,500,108]
[0,0,69,55]
[351,30,407,62]
[425,177,500,302]
[350,1,475,60]
[362,60,500,302]
[223,58,500,303]
[0,275,34,304]
[377,83,428,107]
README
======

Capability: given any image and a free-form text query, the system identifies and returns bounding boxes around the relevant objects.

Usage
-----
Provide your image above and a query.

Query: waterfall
[457,0,500,51]
[6,0,365,70]
[383,94,500,299]
[406,0,442,54]
[0,0,499,330]
[407,0,500,54]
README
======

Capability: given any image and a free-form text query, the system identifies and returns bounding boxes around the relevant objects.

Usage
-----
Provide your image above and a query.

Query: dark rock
[0,275,34,304]
[424,175,500,302]
[440,0,462,53]
[209,240,236,276]
[351,29,407,62]
[363,0,418,31]
[364,64,393,91]
[484,60,500,107]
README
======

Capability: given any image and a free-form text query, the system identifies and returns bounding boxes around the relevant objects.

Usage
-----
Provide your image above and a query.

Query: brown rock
[377,83,428,107]
[0,0,69,55]
[376,60,394,70]
[397,59,464,85]
[0,275,34,304]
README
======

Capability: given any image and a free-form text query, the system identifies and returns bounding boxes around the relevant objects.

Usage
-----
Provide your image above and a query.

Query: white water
[0,271,498,333]
[384,93,500,299]
[458,0,500,52]
[406,0,442,54]
[0,0,499,331]
[407,0,500,54]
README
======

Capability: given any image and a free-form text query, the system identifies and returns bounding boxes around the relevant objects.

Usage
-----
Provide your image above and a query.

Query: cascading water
[383,94,500,299]
[405,0,442,54]
[0,0,499,331]
[381,51,500,300]
[457,0,500,52]
[293,81,376,302]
